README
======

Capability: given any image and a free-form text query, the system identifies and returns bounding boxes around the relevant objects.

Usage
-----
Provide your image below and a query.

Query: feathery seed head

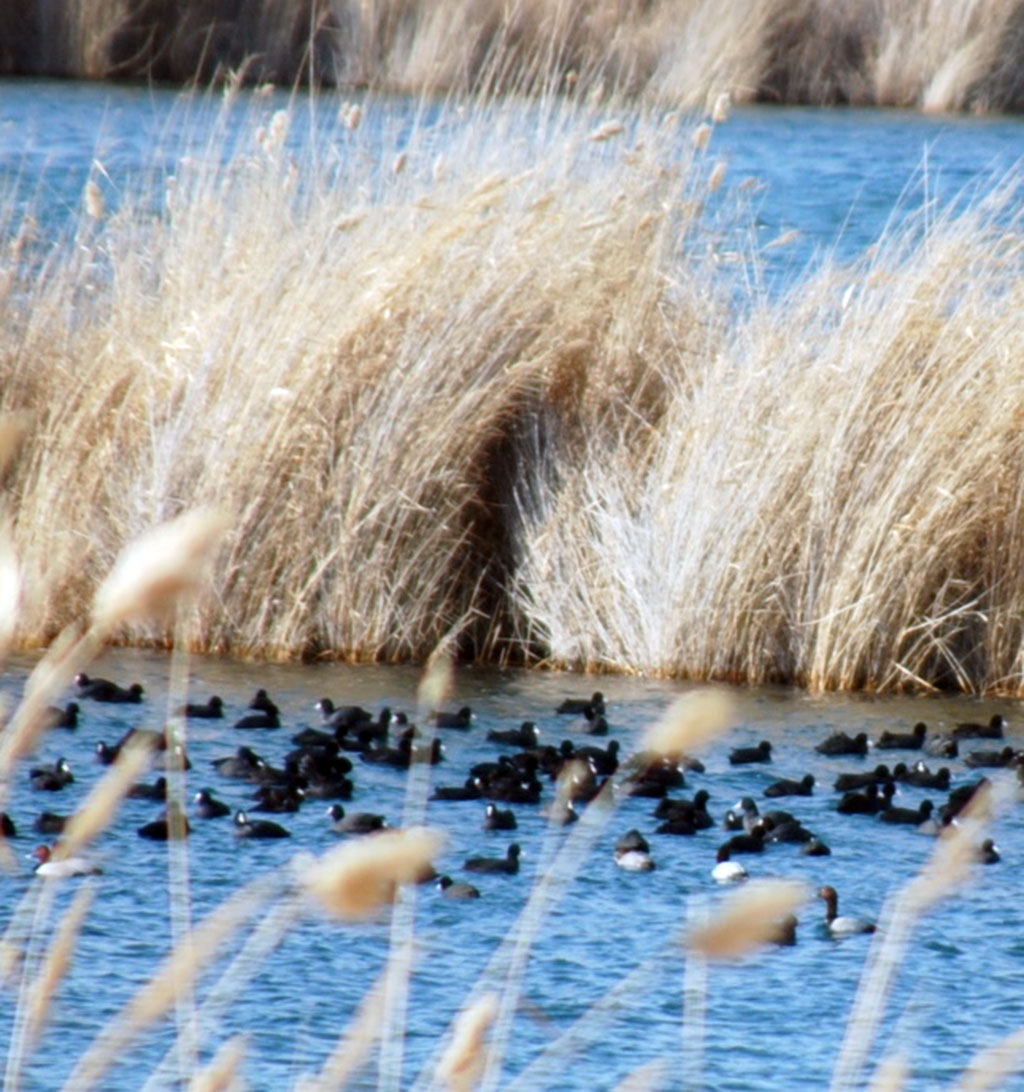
[92,507,230,631]
[436,993,499,1091]
[687,878,807,960]
[303,827,444,919]
[644,690,733,760]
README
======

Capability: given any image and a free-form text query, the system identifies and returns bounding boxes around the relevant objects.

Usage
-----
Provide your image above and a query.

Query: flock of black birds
[7,674,1019,930]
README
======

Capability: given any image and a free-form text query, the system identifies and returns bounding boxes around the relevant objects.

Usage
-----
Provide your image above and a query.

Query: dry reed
[1,1,1021,112]
[0,85,1022,691]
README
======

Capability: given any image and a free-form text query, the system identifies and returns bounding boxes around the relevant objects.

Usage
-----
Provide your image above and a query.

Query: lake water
[0,648,1021,1091]
[0,80,1023,1091]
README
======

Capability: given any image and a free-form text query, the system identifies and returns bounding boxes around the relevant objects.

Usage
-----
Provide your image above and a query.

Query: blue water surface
[0,80,1022,1090]
[0,650,1021,1091]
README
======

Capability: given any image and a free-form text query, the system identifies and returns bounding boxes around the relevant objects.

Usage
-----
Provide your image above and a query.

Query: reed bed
[514,178,1024,690]
[1,86,1023,691]
[1,0,1023,113]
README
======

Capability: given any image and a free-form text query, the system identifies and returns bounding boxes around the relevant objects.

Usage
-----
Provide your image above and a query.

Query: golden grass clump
[1,90,719,666]
[513,180,1024,690]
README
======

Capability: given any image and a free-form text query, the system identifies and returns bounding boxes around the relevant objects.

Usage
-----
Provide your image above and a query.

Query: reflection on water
[0,649,1020,1090]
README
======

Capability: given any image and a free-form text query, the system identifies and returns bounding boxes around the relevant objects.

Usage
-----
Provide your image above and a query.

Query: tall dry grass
[1,86,1023,690]
[0,91,722,664]
[1,0,1022,113]
[512,176,1024,691]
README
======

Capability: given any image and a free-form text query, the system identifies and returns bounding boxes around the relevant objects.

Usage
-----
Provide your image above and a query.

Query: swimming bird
[430,706,473,730]
[923,733,958,758]
[233,708,281,730]
[963,746,1019,769]
[31,845,102,878]
[194,790,231,818]
[802,836,832,856]
[486,722,540,748]
[836,783,894,815]
[939,779,989,825]
[614,829,655,871]
[818,885,875,936]
[765,818,816,844]
[126,776,168,801]
[178,695,224,719]
[875,722,927,750]
[815,731,869,757]
[44,702,79,730]
[879,799,935,826]
[977,838,1001,864]
[327,804,387,834]
[436,875,481,899]
[248,689,280,717]
[711,845,748,884]
[75,674,144,703]
[764,773,814,797]
[626,753,687,795]
[563,708,609,735]
[483,803,517,831]
[211,746,268,780]
[33,811,68,834]
[655,789,713,831]
[729,740,772,765]
[556,691,606,716]
[543,797,580,825]
[464,843,521,875]
[233,810,290,839]
[723,797,760,832]
[29,758,74,791]
[430,777,484,802]
[771,914,799,946]
[251,784,304,813]
[833,765,893,791]
[952,715,1006,740]
[719,826,767,855]
[896,762,951,790]
[138,802,192,841]
[574,739,620,776]
[137,803,192,841]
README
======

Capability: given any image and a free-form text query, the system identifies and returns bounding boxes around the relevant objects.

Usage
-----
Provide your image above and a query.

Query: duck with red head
[31,845,102,878]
